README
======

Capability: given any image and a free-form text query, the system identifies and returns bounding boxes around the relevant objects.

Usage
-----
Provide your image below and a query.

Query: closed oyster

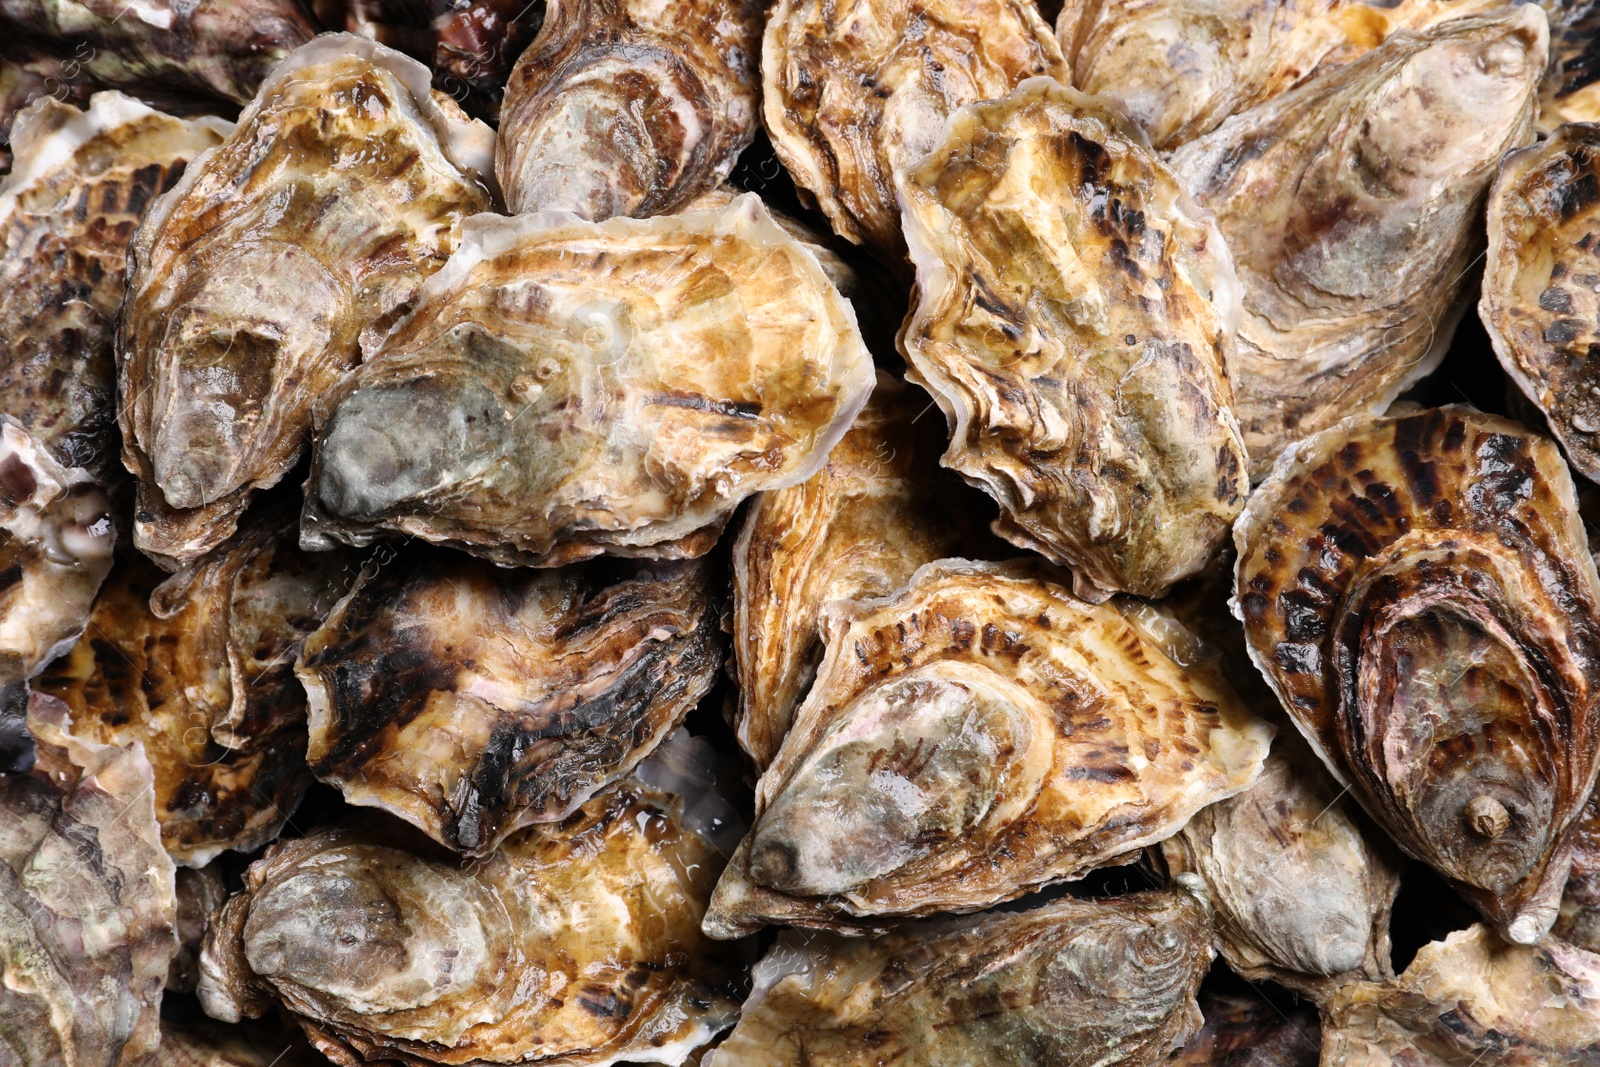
[0,93,228,484]
[1169,8,1546,478]
[710,888,1212,1067]
[1557,789,1600,951]
[1235,405,1600,944]
[496,0,760,218]
[704,558,1273,937]
[302,193,875,568]
[898,78,1247,600]
[298,549,722,857]
[761,0,1067,256]
[0,416,114,674]
[119,34,495,570]
[731,373,993,768]
[1173,988,1321,1066]
[157,1020,324,1067]
[169,864,228,993]
[198,758,747,1067]
[1480,121,1600,485]
[35,504,351,864]
[1319,925,1600,1065]
[2,692,176,1067]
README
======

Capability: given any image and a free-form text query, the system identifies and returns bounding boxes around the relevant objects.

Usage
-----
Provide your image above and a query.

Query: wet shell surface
[301,193,874,567]
[898,78,1248,600]
[495,0,761,219]
[1169,8,1546,478]
[704,558,1273,938]
[710,888,1213,1067]
[1557,787,1600,952]
[1235,405,1600,944]
[118,34,495,570]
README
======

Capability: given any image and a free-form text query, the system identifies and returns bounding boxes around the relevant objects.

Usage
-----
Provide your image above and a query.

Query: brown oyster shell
[169,864,228,994]
[761,0,1067,256]
[301,193,875,568]
[730,373,995,768]
[2,692,176,1067]
[1168,8,1546,479]
[1481,121,1600,486]
[1318,925,1600,1065]
[297,549,724,857]
[0,92,228,484]
[898,78,1248,600]
[118,34,495,571]
[704,558,1273,938]
[35,503,352,865]
[496,0,760,218]
[198,770,747,1066]
[711,888,1213,1067]
[1558,788,1600,951]
[1172,987,1322,1066]
[1535,0,1600,128]
[1235,405,1600,944]
[157,1019,325,1067]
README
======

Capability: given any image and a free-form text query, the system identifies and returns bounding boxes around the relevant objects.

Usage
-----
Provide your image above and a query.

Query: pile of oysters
[13,0,1600,1064]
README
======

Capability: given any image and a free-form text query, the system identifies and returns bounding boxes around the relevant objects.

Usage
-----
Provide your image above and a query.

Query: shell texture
[1171,988,1321,1066]
[169,863,228,993]
[1535,0,1600,128]
[156,1020,326,1067]
[1557,788,1600,951]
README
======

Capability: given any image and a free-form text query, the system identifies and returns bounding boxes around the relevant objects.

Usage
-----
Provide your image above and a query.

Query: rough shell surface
[710,888,1212,1067]
[169,864,228,993]
[704,558,1273,937]
[1171,987,1321,1066]
[301,194,875,568]
[495,0,760,218]
[761,0,1067,255]
[1534,0,1600,128]
[156,1019,326,1067]
[1235,405,1600,944]
[297,550,723,857]
[1558,788,1600,951]
[118,34,495,570]
[1168,8,1546,479]
[898,77,1248,600]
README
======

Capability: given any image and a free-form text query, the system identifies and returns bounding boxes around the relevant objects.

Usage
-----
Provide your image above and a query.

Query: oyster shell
[0,91,229,484]
[2,691,176,1067]
[169,864,228,993]
[731,373,994,768]
[1481,121,1600,485]
[1172,988,1321,1066]
[1536,0,1600,127]
[1319,924,1600,1065]
[1557,788,1600,951]
[898,78,1248,600]
[297,549,723,857]
[118,34,495,571]
[1168,8,1547,479]
[157,1020,325,1067]
[710,888,1212,1067]
[198,755,747,1067]
[35,503,351,865]
[301,193,875,568]
[703,558,1274,938]
[1235,405,1600,944]
[496,0,760,218]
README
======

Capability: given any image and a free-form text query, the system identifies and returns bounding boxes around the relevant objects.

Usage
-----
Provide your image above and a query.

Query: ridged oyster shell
[1557,788,1600,951]
[899,78,1248,600]
[1171,988,1321,1066]
[118,34,495,570]
[1235,405,1600,944]
[704,558,1273,937]
[496,0,760,218]
[156,1019,325,1067]
[1169,8,1547,478]
[301,193,875,567]
[169,864,228,994]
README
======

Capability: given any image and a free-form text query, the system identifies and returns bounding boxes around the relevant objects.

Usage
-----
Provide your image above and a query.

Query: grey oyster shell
[704,558,1273,938]
[301,192,875,568]
[1171,987,1321,1066]
[118,33,495,571]
[1168,7,1547,479]
[710,888,1213,1067]
[898,77,1248,600]
[1557,787,1600,951]
[168,864,227,993]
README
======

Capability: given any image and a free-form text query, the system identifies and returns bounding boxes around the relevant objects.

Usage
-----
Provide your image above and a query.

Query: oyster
[1536,0,1600,127]
[762,0,1066,256]
[198,747,747,1067]
[1172,988,1321,1066]
[35,503,350,864]
[1,692,176,1067]
[711,888,1212,1067]
[118,34,495,570]
[704,558,1274,938]
[1168,8,1546,478]
[1235,405,1600,944]
[301,193,875,567]
[1319,924,1600,1065]
[157,1020,324,1067]
[1480,121,1600,485]
[0,91,229,484]
[496,0,761,218]
[169,864,228,993]
[1557,788,1600,951]
[297,549,723,857]
[898,78,1248,600]
[731,373,994,768]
